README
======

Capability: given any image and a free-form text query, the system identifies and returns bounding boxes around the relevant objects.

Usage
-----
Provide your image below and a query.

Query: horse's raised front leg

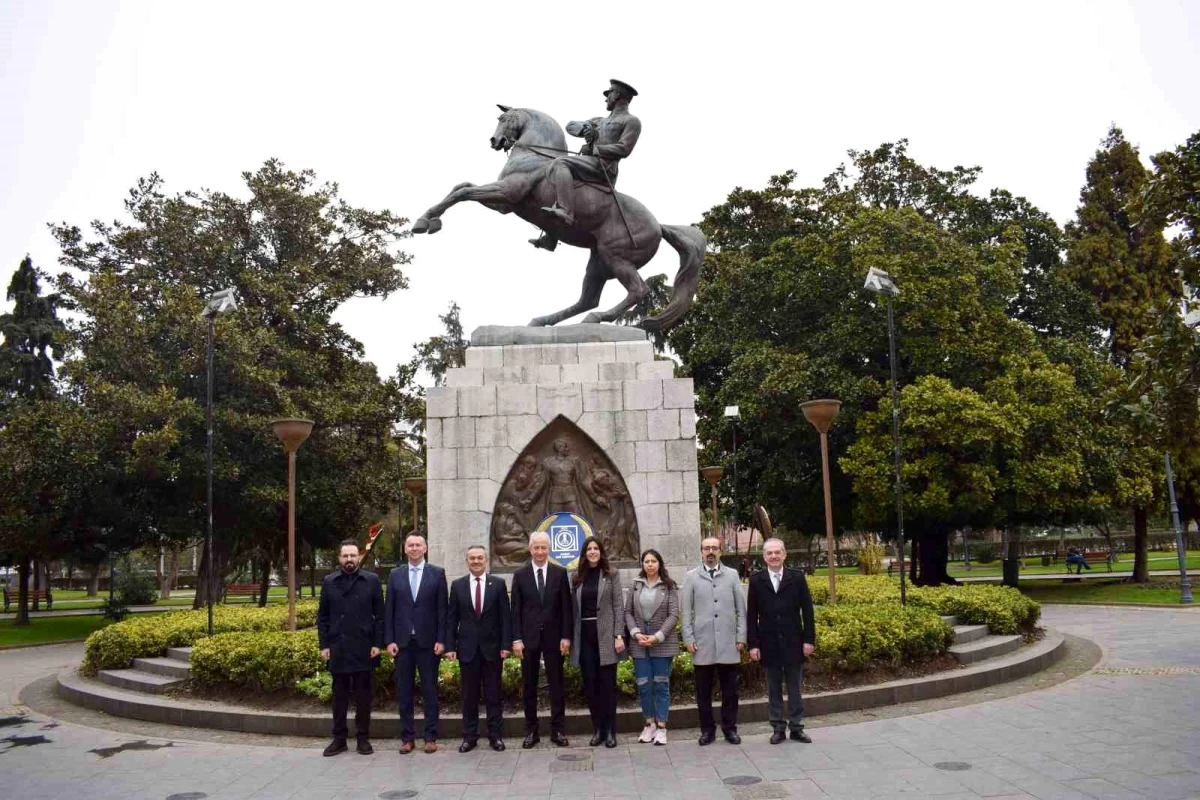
[582,257,648,324]
[529,253,606,327]
[412,179,519,234]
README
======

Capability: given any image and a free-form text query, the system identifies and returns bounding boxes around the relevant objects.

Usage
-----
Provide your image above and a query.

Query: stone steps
[166,646,193,662]
[97,668,186,694]
[940,615,958,626]
[133,656,192,679]
[952,624,989,646]
[949,634,1022,664]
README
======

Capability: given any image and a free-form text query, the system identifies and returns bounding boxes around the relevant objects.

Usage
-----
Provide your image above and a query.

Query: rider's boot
[540,202,574,227]
[529,232,559,251]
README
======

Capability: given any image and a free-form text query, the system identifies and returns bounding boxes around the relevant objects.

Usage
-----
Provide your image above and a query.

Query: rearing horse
[411,106,706,331]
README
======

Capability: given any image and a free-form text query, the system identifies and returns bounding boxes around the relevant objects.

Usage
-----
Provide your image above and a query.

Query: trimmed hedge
[812,604,953,671]
[82,600,319,673]
[805,575,1040,634]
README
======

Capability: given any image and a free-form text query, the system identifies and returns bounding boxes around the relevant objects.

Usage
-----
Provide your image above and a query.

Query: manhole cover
[934,762,972,772]
[378,792,419,800]
[731,783,788,800]
[557,753,590,761]
[723,776,763,786]
[549,757,594,773]
[165,794,208,800]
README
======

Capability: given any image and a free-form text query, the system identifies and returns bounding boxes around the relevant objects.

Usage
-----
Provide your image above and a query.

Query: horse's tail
[640,224,707,333]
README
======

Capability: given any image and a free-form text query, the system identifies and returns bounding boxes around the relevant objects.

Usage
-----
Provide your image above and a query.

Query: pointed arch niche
[490,415,640,569]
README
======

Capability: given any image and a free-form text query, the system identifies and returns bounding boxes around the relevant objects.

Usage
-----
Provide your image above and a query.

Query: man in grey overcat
[531,79,642,251]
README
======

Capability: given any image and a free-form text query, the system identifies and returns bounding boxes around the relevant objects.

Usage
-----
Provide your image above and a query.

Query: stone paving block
[635,440,666,473]
[427,386,457,417]
[560,362,599,384]
[680,408,697,438]
[476,416,508,448]
[503,344,543,368]
[536,364,562,384]
[614,340,654,363]
[466,345,504,369]
[428,450,457,479]
[446,367,484,387]
[614,410,648,442]
[457,448,489,479]
[507,415,547,451]
[578,411,617,449]
[624,380,663,411]
[663,378,695,409]
[459,385,498,417]
[443,417,476,448]
[578,341,616,364]
[636,360,675,381]
[583,381,624,412]
[538,384,583,422]
[647,409,680,440]
[498,383,538,416]
[541,344,579,365]
[646,471,684,504]
[599,361,638,382]
[427,418,443,450]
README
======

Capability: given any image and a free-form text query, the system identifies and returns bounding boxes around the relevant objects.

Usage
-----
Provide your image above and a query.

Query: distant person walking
[317,539,384,757]
[681,537,746,746]
[625,549,680,745]
[747,538,816,744]
[570,536,625,748]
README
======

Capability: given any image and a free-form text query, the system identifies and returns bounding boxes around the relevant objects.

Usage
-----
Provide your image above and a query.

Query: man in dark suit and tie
[445,544,513,752]
[747,537,816,744]
[385,533,448,754]
[510,531,573,748]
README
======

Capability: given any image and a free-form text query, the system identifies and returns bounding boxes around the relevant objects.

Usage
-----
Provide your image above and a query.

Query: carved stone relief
[490,415,639,568]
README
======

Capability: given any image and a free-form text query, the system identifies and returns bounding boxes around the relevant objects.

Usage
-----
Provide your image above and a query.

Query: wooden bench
[1064,551,1111,573]
[224,584,260,603]
[3,587,53,611]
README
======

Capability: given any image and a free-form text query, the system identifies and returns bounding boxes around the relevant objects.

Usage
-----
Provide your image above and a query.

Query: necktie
[474,577,483,617]
[772,572,780,592]
[409,567,419,601]
[709,568,716,580]
[536,567,545,597]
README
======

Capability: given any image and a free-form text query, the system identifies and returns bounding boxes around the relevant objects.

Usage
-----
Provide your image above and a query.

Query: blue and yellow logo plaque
[536,512,595,569]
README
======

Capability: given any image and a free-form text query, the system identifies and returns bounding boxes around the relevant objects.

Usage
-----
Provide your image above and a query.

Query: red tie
[474,577,482,617]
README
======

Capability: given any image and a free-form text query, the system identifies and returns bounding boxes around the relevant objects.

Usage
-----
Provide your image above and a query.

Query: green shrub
[811,604,953,671]
[115,567,158,606]
[191,630,323,691]
[82,600,319,673]
[972,543,998,564]
[857,543,885,575]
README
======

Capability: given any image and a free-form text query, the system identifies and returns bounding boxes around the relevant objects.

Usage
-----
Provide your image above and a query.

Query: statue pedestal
[425,325,701,584]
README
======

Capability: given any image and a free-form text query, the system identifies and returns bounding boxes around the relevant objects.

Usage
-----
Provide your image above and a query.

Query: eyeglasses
[701,546,720,551]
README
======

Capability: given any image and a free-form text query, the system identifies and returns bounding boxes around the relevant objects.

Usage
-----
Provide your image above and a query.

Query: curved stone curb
[57,630,1065,738]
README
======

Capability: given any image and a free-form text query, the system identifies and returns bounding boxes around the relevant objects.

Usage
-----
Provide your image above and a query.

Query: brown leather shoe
[423,741,438,754]
[398,740,415,754]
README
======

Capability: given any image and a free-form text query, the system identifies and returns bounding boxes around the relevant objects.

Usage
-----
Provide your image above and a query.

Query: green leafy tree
[410,302,467,387]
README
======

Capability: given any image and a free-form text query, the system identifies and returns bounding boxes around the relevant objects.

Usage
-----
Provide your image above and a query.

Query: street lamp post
[271,418,314,632]
[404,477,427,534]
[200,287,238,635]
[1164,453,1195,604]
[864,267,907,606]
[701,466,725,538]
[800,399,841,604]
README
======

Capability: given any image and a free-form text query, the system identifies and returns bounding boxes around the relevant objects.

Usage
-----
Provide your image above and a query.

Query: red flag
[364,522,384,552]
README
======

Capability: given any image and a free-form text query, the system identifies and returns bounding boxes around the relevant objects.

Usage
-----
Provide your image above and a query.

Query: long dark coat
[746,567,816,668]
[317,568,384,674]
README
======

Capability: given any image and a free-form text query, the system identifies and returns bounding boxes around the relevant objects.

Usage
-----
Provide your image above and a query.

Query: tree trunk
[909,534,920,584]
[85,563,101,597]
[32,559,42,612]
[1002,526,1021,588]
[14,557,31,626]
[193,541,228,609]
[1132,506,1150,583]
[914,526,958,586]
[258,555,271,608]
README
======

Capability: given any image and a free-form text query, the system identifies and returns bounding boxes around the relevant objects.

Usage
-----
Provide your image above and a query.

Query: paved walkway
[2,605,1198,799]
[1,604,169,621]
[958,568,1199,583]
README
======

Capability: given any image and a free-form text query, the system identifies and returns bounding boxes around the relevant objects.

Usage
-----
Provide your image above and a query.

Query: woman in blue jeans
[625,549,680,745]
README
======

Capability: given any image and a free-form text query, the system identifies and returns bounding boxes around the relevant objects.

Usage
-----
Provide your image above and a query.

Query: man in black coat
[317,539,384,756]
[510,530,573,748]
[445,544,513,753]
[385,533,448,754]
[747,537,816,745]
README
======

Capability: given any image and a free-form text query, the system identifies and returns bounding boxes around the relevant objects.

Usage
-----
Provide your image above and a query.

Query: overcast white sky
[2,0,1197,381]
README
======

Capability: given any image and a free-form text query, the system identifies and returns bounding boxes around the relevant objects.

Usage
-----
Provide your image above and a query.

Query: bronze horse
[411,106,705,331]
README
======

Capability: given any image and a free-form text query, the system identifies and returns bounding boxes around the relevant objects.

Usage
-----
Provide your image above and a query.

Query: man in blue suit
[385,533,448,754]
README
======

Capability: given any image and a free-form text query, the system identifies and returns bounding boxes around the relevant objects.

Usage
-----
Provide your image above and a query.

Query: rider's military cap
[605,79,639,98]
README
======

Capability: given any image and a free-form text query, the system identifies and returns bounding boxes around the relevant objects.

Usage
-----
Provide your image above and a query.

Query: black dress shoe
[589,731,605,747]
[769,730,786,745]
[604,731,617,748]
[522,732,540,749]
[724,731,742,745]
[323,738,348,756]
[790,729,812,743]
[698,731,716,746]
[490,739,506,752]
[550,731,570,747]
[355,738,373,755]
[458,739,477,753]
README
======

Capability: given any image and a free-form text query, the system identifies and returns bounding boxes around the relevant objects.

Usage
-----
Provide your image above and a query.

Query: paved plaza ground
[1,605,1198,800]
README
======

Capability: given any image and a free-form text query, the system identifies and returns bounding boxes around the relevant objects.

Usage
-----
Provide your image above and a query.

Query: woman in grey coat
[625,548,680,745]
[571,536,626,748]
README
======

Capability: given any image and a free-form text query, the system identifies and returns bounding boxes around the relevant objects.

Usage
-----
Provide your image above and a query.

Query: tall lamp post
[404,477,427,533]
[864,266,907,606]
[1164,453,1195,604]
[200,287,238,635]
[701,466,724,539]
[800,399,841,604]
[271,418,314,632]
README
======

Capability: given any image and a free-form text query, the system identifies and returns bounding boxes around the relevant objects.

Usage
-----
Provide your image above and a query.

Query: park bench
[1065,551,1112,574]
[3,587,53,611]
[223,584,260,603]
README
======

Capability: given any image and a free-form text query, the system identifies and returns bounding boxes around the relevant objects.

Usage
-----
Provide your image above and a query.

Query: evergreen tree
[0,256,65,405]
[410,302,468,386]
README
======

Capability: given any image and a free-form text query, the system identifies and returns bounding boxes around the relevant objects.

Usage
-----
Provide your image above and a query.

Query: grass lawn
[1018,578,1192,605]
[0,612,159,648]
[944,551,1200,578]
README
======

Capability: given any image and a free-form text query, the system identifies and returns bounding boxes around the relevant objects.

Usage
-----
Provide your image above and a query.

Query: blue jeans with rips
[633,655,673,723]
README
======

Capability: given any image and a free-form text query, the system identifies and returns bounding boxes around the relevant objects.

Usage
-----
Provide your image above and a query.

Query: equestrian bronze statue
[411,80,705,332]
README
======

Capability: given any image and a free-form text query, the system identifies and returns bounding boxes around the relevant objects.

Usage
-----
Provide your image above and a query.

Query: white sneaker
[653,727,668,746]
[638,722,656,743]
